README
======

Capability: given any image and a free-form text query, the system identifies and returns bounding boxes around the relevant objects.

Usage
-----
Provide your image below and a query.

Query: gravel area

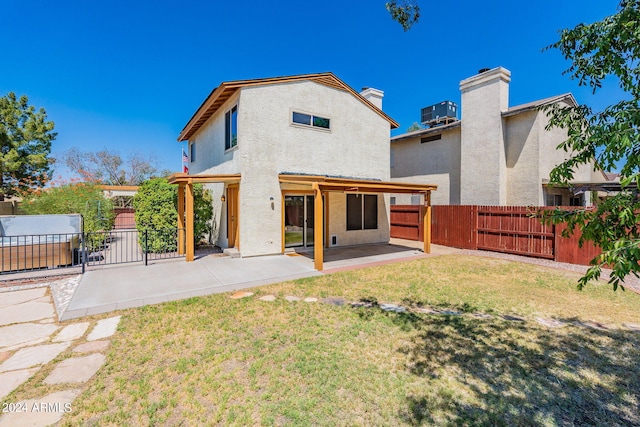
[458,248,640,294]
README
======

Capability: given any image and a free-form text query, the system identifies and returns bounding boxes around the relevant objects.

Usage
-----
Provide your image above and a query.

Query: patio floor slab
[60,242,456,320]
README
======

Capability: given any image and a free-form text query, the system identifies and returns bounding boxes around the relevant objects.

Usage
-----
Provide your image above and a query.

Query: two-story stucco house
[391,67,607,206]
[169,73,436,269]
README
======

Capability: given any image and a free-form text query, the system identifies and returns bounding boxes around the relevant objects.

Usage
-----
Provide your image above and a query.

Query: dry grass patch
[60,255,640,426]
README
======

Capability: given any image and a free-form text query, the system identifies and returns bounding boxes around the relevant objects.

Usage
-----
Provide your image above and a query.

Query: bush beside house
[133,178,212,253]
[22,182,115,234]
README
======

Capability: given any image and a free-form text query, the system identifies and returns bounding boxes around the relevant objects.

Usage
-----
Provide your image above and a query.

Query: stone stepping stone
[622,323,640,332]
[414,307,442,314]
[0,342,70,373]
[440,310,463,316]
[0,323,59,351]
[258,295,276,302]
[501,314,526,322]
[73,340,110,354]
[573,320,608,331]
[284,296,302,302]
[351,301,377,308]
[320,297,346,306]
[0,389,81,427]
[44,353,106,385]
[303,297,318,303]
[38,318,55,324]
[0,368,39,400]
[535,317,567,328]
[379,303,407,313]
[53,322,90,343]
[229,291,254,299]
[0,300,56,327]
[0,288,46,309]
[471,313,493,319]
[0,352,10,363]
[87,316,121,342]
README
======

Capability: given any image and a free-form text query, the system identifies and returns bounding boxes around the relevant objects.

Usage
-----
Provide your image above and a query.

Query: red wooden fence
[114,208,136,229]
[476,206,554,259]
[389,205,423,241]
[390,204,602,266]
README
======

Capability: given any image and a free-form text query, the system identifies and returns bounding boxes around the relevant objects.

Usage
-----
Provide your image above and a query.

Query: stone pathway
[0,287,120,426]
[233,292,640,333]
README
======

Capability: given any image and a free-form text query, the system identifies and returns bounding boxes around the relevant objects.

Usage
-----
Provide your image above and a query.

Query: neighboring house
[390,67,607,206]
[169,73,436,269]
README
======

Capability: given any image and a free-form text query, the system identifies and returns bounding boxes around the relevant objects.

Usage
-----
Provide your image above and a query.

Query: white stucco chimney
[459,66,511,205]
[360,87,384,110]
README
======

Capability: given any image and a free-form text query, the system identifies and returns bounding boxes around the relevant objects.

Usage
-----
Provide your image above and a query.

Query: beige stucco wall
[459,67,510,205]
[327,193,390,247]
[391,68,605,208]
[189,80,392,257]
[390,127,461,205]
[189,92,242,176]
[505,110,542,205]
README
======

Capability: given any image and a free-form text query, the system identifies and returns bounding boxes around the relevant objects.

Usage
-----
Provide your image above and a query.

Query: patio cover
[167,173,241,261]
[168,172,437,271]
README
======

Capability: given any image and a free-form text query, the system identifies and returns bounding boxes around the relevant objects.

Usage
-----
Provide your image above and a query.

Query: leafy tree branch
[0,92,56,200]
[541,0,640,290]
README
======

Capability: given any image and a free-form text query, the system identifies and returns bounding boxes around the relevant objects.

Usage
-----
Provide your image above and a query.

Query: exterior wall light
[221,195,226,202]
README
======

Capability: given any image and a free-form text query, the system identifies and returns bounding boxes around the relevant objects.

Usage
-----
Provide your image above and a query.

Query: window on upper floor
[346,194,378,230]
[225,105,238,150]
[292,111,331,130]
[189,141,196,163]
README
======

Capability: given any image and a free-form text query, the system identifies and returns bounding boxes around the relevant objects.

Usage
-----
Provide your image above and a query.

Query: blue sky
[1,0,622,182]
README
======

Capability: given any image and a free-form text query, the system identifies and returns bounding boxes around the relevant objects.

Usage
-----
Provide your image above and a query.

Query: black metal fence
[0,228,185,275]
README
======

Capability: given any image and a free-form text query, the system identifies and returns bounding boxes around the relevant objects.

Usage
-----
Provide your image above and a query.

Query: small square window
[292,112,311,126]
[312,116,330,129]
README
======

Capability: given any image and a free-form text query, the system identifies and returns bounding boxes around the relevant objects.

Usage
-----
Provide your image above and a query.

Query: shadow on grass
[383,311,640,427]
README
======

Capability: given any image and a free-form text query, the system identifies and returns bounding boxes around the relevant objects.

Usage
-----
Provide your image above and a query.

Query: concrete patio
[60,240,458,320]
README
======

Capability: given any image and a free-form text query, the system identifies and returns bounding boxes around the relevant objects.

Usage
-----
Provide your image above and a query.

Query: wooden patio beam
[177,184,185,255]
[185,180,194,262]
[313,183,324,271]
[424,191,431,254]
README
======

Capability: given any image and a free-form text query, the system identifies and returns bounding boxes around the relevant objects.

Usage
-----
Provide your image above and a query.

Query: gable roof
[178,72,399,141]
[502,93,577,117]
[391,93,578,142]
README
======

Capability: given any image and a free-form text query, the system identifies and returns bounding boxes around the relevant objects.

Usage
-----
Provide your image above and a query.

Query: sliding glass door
[284,195,318,248]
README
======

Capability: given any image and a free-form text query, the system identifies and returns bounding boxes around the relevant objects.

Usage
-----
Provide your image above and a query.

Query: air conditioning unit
[421,101,457,126]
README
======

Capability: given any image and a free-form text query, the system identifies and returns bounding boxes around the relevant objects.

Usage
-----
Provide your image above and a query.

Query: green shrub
[22,182,115,251]
[133,178,212,253]
[22,182,114,234]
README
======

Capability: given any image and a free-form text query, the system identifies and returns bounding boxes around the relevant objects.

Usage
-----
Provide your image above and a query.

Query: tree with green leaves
[541,0,640,290]
[386,0,420,31]
[407,122,423,132]
[22,182,115,235]
[0,92,56,201]
[133,178,213,253]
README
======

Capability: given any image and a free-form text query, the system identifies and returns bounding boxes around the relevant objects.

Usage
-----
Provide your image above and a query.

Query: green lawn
[54,255,640,426]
